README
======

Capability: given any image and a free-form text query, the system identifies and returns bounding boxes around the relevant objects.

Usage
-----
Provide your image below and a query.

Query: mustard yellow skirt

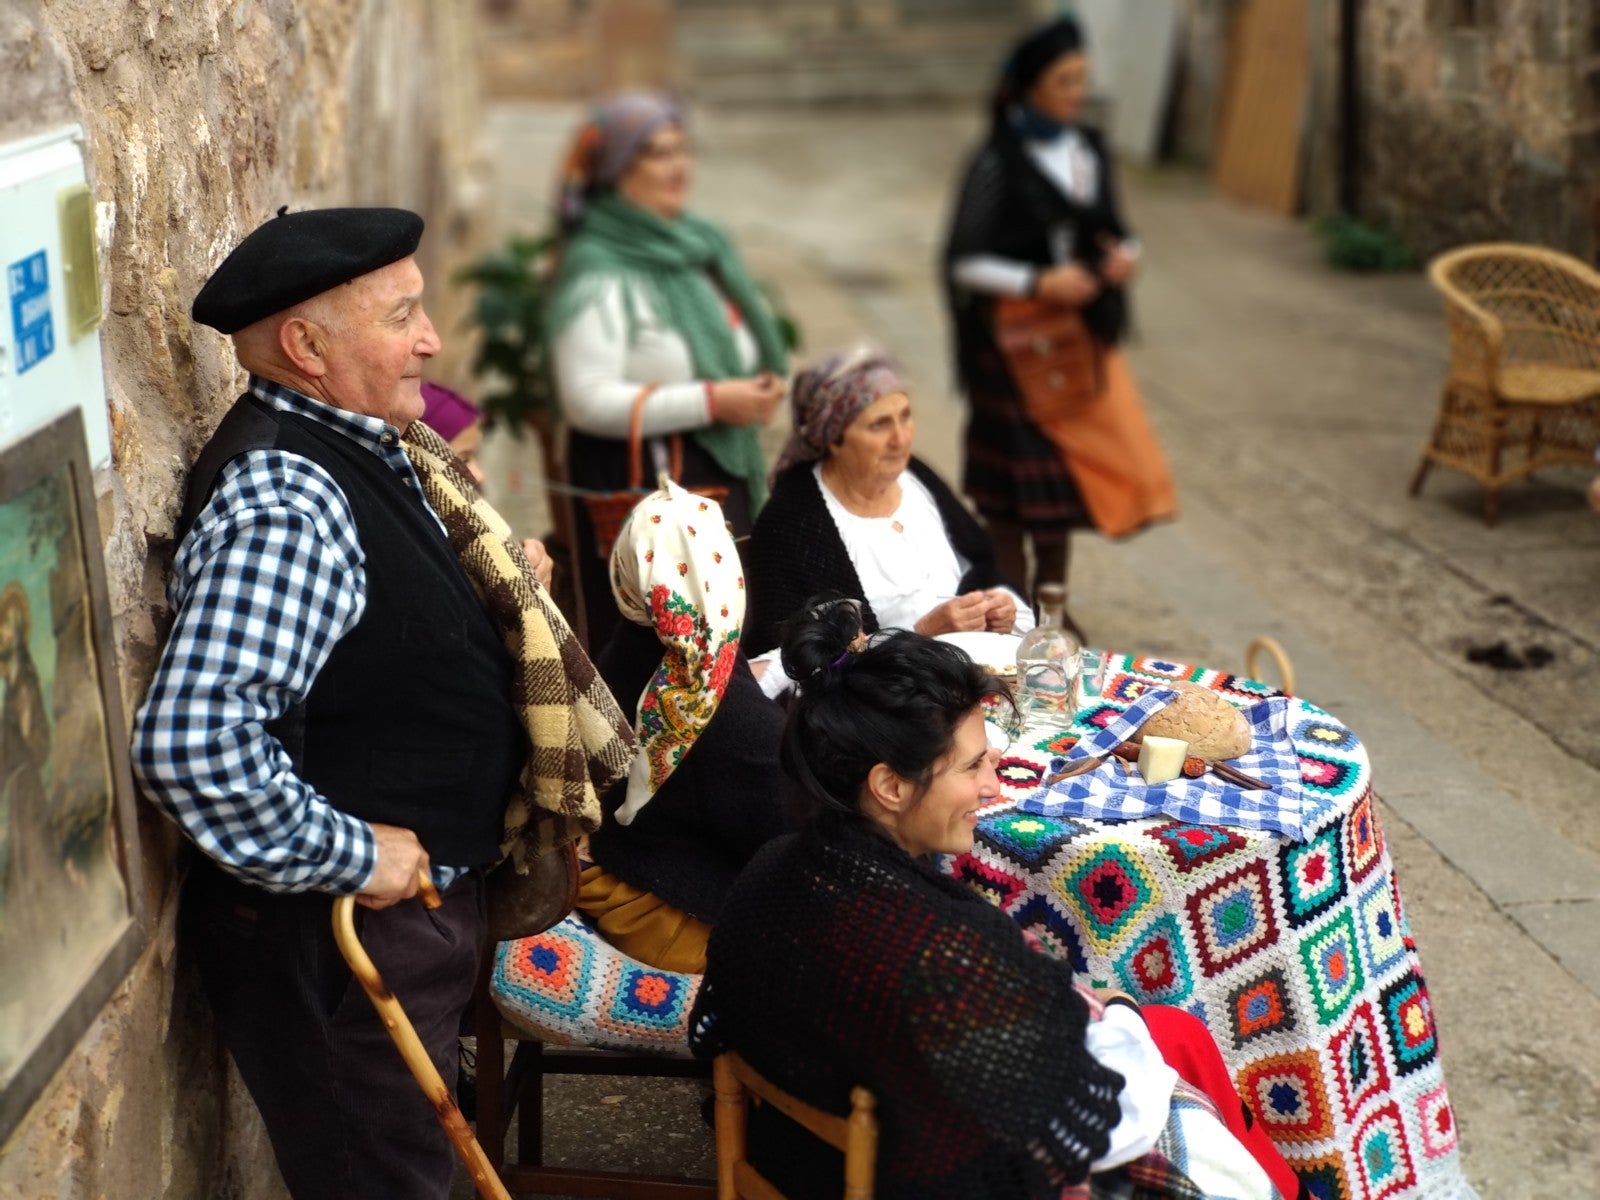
[576,865,711,975]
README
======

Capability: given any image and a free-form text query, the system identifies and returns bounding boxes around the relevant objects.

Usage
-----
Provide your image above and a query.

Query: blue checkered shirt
[132,377,464,893]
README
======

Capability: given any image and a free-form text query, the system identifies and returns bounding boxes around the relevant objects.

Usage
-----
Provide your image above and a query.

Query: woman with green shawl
[549,92,790,651]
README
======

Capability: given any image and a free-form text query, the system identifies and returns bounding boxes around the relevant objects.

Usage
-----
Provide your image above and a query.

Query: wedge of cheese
[1137,735,1188,785]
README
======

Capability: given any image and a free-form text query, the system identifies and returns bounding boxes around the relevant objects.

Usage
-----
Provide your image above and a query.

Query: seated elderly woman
[742,349,1033,690]
[688,601,1302,1200]
[575,481,794,974]
[548,91,789,652]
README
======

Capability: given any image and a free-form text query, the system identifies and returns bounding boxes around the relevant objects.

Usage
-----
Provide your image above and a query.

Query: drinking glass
[1076,649,1108,708]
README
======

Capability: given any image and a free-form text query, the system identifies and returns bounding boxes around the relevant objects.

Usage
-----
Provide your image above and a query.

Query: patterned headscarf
[774,347,907,475]
[609,480,746,825]
[557,91,685,229]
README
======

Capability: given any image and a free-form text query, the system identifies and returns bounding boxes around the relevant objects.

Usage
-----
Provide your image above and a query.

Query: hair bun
[780,594,865,686]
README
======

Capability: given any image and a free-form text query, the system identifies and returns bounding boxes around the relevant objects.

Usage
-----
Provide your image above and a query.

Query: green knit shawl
[547,194,789,507]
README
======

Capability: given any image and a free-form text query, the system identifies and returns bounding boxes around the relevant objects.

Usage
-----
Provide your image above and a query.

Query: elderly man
[133,208,628,1200]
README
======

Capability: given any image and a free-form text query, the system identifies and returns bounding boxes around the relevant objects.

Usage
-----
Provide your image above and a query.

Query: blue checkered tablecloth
[1019,688,1326,840]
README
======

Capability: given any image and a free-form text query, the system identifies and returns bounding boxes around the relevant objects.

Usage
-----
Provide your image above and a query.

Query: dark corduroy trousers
[184,860,484,1200]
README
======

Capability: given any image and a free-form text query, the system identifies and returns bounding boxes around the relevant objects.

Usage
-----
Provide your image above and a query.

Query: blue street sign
[8,250,56,374]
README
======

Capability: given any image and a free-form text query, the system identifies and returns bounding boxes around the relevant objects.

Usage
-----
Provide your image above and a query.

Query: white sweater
[551,274,761,438]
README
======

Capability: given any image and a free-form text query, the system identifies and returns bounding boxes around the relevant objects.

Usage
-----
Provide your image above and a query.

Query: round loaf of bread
[1138,683,1252,761]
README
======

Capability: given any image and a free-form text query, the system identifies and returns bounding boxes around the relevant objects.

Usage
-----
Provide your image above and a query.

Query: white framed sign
[0,126,111,469]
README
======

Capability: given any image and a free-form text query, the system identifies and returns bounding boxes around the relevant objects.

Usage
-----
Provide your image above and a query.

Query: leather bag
[485,840,582,943]
[992,295,1102,424]
[581,384,729,561]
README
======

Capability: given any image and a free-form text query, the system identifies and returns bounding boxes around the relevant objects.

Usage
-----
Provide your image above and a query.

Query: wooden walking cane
[331,870,513,1200]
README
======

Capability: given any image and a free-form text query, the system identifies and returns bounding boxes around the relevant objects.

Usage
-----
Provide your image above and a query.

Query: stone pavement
[471,103,1600,1198]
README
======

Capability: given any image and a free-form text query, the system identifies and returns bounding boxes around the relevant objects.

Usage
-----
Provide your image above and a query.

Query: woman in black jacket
[689,602,1296,1199]
[742,348,1032,671]
[576,481,793,973]
[944,16,1176,606]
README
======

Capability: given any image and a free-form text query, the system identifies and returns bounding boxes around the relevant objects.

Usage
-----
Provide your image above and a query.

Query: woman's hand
[521,537,555,589]
[1034,262,1100,308]
[709,372,784,427]
[982,589,1017,633]
[1098,235,1140,287]
[914,591,990,636]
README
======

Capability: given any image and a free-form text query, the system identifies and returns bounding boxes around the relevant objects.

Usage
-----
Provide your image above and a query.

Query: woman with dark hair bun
[689,601,1301,1200]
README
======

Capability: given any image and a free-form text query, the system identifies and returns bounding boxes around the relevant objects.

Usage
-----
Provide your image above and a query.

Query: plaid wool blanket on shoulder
[403,420,635,867]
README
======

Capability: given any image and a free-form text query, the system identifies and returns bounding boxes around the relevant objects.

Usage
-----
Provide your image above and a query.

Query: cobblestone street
[473,103,1600,1198]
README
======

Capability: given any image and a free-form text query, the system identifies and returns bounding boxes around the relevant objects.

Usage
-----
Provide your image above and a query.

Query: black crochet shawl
[689,817,1125,1199]
[942,121,1131,394]
[743,457,1017,657]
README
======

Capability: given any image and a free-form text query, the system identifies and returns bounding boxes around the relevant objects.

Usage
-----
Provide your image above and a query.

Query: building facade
[1348,0,1599,261]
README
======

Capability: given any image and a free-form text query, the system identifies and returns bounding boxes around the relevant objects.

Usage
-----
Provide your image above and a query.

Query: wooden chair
[1413,243,1600,524]
[473,1019,714,1199]
[711,1052,877,1200]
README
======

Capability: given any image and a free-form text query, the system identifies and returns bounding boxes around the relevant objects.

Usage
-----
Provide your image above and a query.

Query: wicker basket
[583,384,728,561]
[1244,636,1295,695]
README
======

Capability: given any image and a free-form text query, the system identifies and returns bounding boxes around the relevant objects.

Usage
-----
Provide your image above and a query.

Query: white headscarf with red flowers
[609,480,746,825]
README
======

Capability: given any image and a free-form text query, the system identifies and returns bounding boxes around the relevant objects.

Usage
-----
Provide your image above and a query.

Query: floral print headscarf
[608,480,746,825]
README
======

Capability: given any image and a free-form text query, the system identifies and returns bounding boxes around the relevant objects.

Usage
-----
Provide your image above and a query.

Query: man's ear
[278,315,328,378]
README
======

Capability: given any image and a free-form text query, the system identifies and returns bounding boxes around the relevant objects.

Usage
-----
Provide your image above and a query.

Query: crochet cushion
[491,913,702,1052]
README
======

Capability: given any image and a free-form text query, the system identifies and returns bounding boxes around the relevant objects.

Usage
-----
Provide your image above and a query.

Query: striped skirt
[961,340,1091,542]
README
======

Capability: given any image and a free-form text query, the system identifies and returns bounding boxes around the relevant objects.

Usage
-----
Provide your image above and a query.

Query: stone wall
[1354,0,1598,259]
[0,1,488,1196]
[478,0,680,99]
[477,0,1046,106]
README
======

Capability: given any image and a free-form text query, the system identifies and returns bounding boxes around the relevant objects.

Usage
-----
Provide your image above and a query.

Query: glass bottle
[1015,583,1081,728]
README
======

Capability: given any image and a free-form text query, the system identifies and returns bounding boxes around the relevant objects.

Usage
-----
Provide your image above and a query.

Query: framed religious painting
[0,409,146,1139]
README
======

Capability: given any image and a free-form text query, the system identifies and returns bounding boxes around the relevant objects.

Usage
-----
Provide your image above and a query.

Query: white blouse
[1084,1004,1177,1170]
[754,467,1033,698]
[551,273,761,439]
[815,465,1035,634]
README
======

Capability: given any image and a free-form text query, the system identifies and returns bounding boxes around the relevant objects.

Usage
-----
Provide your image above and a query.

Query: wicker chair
[1413,243,1600,524]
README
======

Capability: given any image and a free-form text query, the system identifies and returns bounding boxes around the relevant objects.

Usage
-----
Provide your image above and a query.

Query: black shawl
[689,817,1125,1199]
[742,457,1018,657]
[942,121,1131,393]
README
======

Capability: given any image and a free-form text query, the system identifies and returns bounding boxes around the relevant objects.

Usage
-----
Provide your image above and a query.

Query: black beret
[192,206,425,333]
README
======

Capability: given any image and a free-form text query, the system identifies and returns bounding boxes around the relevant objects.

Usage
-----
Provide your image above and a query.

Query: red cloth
[1142,1005,1303,1200]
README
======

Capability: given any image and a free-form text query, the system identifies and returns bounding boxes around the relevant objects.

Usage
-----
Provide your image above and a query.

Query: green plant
[757,279,804,355]
[453,230,559,437]
[1313,215,1416,272]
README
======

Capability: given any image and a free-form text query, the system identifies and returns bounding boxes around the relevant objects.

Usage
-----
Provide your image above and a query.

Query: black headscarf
[990,17,1086,129]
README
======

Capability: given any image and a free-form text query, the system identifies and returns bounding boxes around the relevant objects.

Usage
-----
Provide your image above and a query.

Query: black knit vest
[178,394,524,867]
